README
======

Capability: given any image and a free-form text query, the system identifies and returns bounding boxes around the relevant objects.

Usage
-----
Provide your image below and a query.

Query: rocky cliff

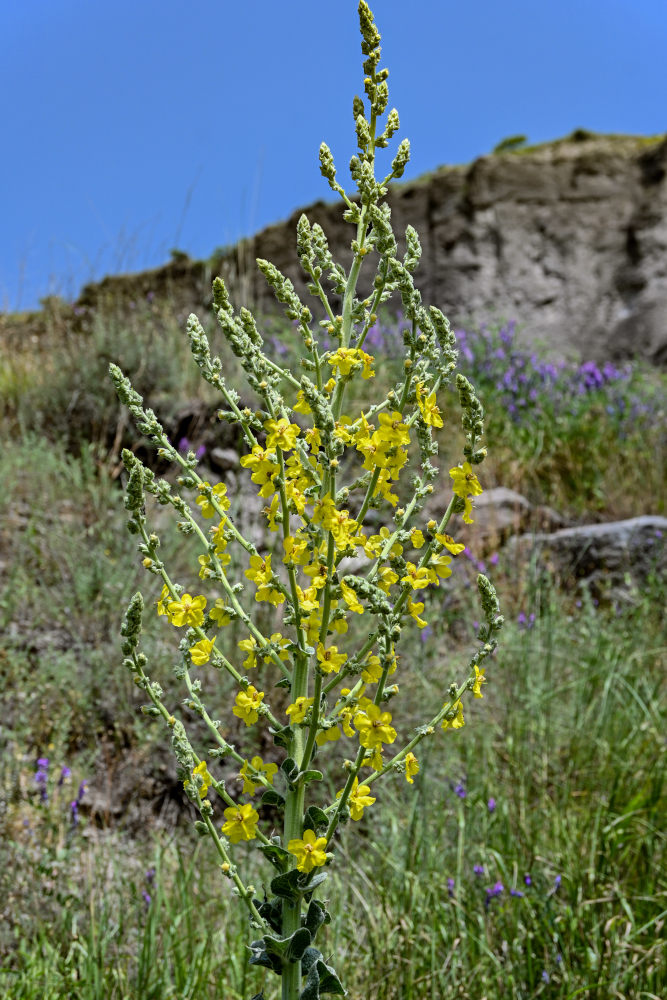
[4,132,667,363]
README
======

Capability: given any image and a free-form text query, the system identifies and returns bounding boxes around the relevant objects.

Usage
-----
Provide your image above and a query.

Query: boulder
[505,515,667,600]
[424,486,567,552]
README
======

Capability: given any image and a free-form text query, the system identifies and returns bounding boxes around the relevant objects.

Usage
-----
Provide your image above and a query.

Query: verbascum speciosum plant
[111,4,502,997]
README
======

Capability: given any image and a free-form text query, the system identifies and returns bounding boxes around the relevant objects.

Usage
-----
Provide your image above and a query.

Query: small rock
[506,514,667,599]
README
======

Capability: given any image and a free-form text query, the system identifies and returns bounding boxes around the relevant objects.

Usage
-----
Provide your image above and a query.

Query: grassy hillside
[0,303,665,999]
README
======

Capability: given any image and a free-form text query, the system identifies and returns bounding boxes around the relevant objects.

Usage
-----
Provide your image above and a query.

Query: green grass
[1,586,664,998]
[0,306,665,998]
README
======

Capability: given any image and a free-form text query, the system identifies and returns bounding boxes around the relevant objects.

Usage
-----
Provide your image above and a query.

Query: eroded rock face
[5,134,665,366]
[229,133,667,365]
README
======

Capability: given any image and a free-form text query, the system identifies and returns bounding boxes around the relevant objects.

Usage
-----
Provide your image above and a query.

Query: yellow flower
[435,532,466,556]
[286,696,314,724]
[364,526,403,559]
[312,492,336,530]
[315,726,342,747]
[264,418,300,452]
[210,598,232,627]
[376,411,411,448]
[340,580,363,614]
[156,585,170,616]
[401,563,435,591]
[327,347,375,379]
[238,637,259,669]
[221,802,259,843]
[354,704,397,750]
[472,665,486,698]
[404,752,419,784]
[245,553,284,606]
[430,552,453,581]
[196,481,230,518]
[337,777,376,820]
[167,593,206,628]
[287,829,328,873]
[283,533,309,566]
[239,756,278,795]
[442,700,465,731]
[376,565,399,594]
[293,390,312,415]
[189,638,214,665]
[407,596,427,629]
[316,643,347,675]
[415,383,444,428]
[449,462,483,499]
[233,686,264,726]
[361,654,382,684]
[240,445,280,497]
[191,760,213,797]
[410,528,425,549]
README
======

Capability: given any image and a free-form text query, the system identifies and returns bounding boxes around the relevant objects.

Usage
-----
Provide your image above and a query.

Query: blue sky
[2,0,666,312]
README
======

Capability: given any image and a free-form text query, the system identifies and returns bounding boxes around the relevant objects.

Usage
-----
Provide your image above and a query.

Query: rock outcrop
[3,132,666,365]
[506,515,667,600]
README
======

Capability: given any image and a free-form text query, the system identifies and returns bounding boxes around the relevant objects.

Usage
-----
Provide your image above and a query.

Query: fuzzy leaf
[304,806,329,832]
[298,769,323,785]
[304,899,330,937]
[270,869,302,901]
[261,788,286,808]
[258,842,290,870]
[299,947,346,999]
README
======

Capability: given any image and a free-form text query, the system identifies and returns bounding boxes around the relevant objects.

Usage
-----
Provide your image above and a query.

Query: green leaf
[248,938,282,975]
[257,898,282,934]
[251,928,312,970]
[285,928,312,962]
[303,871,328,895]
[298,769,323,785]
[258,843,289,870]
[303,899,330,937]
[270,869,302,901]
[281,757,299,783]
[299,947,346,999]
[304,806,328,832]
[271,725,292,750]
[261,788,286,807]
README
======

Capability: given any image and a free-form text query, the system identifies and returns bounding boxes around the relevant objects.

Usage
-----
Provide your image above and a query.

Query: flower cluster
[112,5,503,996]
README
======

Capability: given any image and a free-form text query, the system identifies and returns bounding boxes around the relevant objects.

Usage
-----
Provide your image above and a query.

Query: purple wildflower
[541,971,550,984]
[142,890,152,907]
[473,864,485,877]
[487,797,496,813]
[454,782,467,799]
[524,874,532,886]
[510,888,524,897]
[70,779,88,827]
[447,878,455,898]
[58,766,72,786]
[34,758,49,803]
[485,881,504,909]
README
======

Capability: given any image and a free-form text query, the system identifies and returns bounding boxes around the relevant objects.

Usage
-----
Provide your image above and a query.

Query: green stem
[281,651,309,996]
